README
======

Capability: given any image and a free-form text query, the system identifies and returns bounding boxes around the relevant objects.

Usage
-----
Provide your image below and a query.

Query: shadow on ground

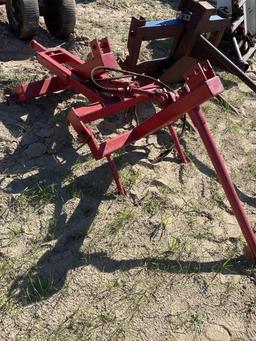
[160,137,256,209]
[0,91,149,305]
[188,150,256,208]
[7,248,256,305]
[86,252,256,279]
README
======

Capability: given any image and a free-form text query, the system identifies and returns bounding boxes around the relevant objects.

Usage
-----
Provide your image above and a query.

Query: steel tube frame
[198,35,256,92]
[12,39,256,259]
[121,1,256,92]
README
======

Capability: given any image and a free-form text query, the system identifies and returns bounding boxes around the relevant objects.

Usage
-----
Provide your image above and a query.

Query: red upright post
[106,155,126,195]
[167,124,188,164]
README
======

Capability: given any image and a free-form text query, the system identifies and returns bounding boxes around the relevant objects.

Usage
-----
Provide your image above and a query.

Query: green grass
[18,182,57,208]
[143,191,170,216]
[24,274,55,303]
[69,309,94,339]
[109,208,135,234]
[68,181,95,198]
[188,312,204,332]
[121,165,141,187]
[174,311,204,333]
[2,225,25,246]
[247,163,256,178]
[0,291,16,313]
[168,237,183,254]
[99,312,116,324]
[224,119,240,134]
[44,218,58,241]
[0,257,17,282]
[220,281,239,304]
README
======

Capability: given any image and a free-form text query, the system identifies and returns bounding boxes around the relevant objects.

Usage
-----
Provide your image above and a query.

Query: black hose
[90,65,188,162]
[90,65,174,93]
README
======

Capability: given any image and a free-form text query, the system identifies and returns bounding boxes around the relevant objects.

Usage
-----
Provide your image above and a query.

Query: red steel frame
[12,38,256,259]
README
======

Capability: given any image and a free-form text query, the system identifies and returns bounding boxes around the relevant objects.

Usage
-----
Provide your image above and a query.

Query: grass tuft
[18,182,57,208]
[24,274,55,303]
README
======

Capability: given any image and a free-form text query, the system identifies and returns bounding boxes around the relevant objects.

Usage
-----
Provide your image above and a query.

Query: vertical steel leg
[168,125,188,164]
[189,106,256,259]
[106,154,126,195]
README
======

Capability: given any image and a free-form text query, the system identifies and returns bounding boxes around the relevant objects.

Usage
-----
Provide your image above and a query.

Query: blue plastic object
[145,19,183,27]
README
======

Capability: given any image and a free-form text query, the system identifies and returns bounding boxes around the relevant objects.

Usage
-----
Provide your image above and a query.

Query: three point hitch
[12,38,256,260]
[121,0,256,93]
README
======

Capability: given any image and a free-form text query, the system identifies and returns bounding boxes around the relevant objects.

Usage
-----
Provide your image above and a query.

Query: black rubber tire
[5,0,39,40]
[44,0,76,38]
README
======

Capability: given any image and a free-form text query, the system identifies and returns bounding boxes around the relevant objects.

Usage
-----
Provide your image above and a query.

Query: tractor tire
[44,0,76,38]
[5,0,39,40]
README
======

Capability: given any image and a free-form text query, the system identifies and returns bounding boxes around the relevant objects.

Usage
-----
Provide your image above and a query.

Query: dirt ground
[0,1,256,340]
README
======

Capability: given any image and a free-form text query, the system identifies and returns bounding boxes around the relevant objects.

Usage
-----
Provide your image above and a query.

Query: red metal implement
[12,38,256,259]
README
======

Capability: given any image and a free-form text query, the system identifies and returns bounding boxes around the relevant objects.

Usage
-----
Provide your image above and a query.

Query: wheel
[5,0,39,40]
[44,0,76,38]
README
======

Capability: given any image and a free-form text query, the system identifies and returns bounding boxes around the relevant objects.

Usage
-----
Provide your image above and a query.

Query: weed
[159,214,170,229]
[177,311,204,333]
[182,197,212,227]
[211,187,230,212]
[225,282,239,294]
[1,225,25,246]
[9,225,25,238]
[100,312,116,324]
[159,185,177,196]
[247,163,256,178]
[189,312,204,332]
[221,281,239,302]
[0,291,16,312]
[109,208,135,234]
[71,155,94,174]
[168,237,182,254]
[68,181,95,198]
[217,96,239,113]
[143,192,169,216]
[224,119,239,134]
[222,258,232,270]
[45,218,58,241]
[68,309,94,339]
[115,150,127,165]
[121,165,141,187]
[71,157,85,172]
[24,274,55,302]
[18,182,57,208]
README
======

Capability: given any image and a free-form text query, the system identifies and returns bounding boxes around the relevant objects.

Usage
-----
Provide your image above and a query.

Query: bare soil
[0,1,256,341]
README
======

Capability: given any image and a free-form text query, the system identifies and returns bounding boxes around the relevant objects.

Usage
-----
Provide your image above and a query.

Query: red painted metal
[12,39,256,259]
[167,124,188,164]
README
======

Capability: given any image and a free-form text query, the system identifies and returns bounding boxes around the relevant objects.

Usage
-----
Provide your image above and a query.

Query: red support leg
[106,154,126,195]
[189,106,256,259]
[167,125,188,164]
